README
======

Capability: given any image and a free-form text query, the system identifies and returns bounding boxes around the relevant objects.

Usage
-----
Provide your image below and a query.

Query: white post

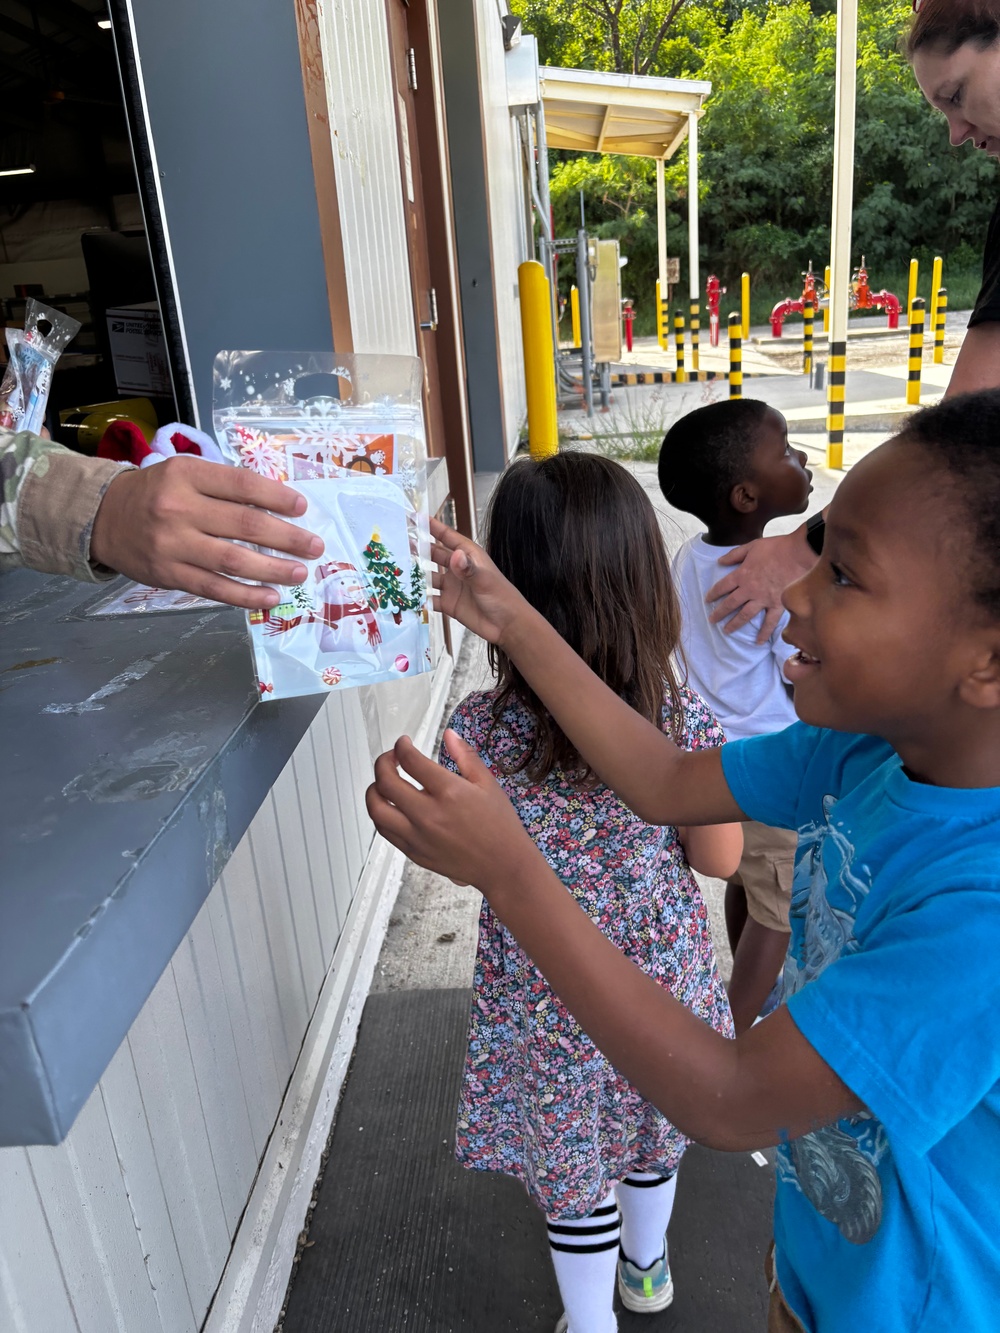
[656,156,667,293]
[827,0,858,469]
[687,110,700,301]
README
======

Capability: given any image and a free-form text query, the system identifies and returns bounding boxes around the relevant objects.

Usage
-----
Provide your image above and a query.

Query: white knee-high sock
[546,1190,620,1333]
[615,1171,678,1271]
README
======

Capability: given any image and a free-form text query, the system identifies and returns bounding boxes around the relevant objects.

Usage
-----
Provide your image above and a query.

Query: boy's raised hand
[366,729,537,890]
[431,518,526,645]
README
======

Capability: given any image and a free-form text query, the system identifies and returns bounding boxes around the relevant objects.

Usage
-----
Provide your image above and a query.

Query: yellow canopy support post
[519,260,559,459]
[741,272,750,339]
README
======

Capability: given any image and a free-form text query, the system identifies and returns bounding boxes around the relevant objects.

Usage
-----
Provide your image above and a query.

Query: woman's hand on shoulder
[431,518,528,647]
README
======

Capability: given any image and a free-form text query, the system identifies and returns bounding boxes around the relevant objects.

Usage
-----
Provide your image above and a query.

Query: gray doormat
[279,988,774,1333]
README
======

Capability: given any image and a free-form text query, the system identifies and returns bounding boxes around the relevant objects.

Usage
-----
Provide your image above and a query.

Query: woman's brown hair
[484,452,684,785]
[907,0,1000,58]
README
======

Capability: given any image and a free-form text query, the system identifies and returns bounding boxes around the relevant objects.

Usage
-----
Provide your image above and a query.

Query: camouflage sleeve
[1,429,128,581]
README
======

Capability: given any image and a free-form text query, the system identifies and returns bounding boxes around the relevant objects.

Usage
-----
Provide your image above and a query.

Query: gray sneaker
[616,1245,675,1313]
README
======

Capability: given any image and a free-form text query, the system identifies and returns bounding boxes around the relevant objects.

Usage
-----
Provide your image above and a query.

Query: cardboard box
[106,301,171,396]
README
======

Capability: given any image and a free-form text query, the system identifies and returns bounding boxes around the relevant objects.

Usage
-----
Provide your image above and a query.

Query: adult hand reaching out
[705,528,817,643]
[90,455,325,610]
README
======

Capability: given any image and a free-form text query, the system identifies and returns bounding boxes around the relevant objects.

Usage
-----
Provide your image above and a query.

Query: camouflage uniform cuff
[19,450,130,582]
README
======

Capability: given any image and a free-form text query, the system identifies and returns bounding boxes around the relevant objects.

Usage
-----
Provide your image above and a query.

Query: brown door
[386,0,475,536]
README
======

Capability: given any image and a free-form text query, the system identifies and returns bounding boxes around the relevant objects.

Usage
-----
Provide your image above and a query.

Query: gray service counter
[0,569,327,1146]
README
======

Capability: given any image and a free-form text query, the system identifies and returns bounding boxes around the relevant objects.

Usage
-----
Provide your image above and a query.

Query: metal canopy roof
[539,66,711,161]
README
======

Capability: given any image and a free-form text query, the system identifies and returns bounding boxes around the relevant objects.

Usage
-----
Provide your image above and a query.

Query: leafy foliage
[517,0,998,318]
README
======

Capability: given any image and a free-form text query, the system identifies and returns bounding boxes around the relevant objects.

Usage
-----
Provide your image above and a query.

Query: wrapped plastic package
[0,300,81,434]
[213,351,432,701]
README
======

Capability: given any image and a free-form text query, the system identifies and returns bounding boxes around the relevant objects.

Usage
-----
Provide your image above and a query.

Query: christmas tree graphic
[406,559,425,612]
[289,580,314,615]
[363,529,407,624]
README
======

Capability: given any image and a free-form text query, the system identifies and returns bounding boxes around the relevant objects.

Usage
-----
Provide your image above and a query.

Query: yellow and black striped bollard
[906,297,926,407]
[803,302,814,377]
[674,311,686,383]
[728,312,742,400]
[826,339,846,469]
[934,288,947,365]
[689,300,700,372]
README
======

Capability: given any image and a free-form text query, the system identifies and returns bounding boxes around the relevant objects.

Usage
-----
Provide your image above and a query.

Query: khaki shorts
[766,1244,807,1332]
[728,821,796,933]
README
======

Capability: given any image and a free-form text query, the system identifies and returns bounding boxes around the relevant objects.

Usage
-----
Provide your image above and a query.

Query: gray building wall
[122,0,333,425]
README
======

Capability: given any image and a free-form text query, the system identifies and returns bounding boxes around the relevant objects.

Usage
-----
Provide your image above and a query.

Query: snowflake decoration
[321,665,343,687]
[233,425,287,481]
[219,375,232,391]
[370,449,386,466]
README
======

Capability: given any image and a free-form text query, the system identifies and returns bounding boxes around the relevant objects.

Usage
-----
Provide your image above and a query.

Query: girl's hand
[366,728,539,892]
[431,517,527,647]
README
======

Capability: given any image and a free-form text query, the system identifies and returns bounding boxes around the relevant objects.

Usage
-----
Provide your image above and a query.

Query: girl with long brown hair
[439,453,742,1333]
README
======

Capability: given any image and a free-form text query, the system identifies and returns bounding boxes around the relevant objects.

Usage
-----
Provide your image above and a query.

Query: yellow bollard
[570,284,581,349]
[929,256,942,347]
[906,297,926,407]
[741,272,750,340]
[690,300,700,372]
[656,279,669,351]
[674,311,686,383]
[934,287,947,365]
[803,302,814,377]
[907,258,919,324]
[823,264,831,334]
[826,336,846,470]
[728,312,742,400]
[518,260,559,458]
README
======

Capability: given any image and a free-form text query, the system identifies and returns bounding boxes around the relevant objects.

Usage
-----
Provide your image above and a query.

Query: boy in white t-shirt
[658,399,814,1032]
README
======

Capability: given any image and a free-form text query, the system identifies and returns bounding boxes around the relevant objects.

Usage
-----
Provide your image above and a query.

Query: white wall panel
[317,0,417,356]
[474,0,529,453]
[0,685,405,1333]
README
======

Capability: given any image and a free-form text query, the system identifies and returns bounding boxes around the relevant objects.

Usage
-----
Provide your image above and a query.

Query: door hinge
[407,48,418,92]
[419,288,439,331]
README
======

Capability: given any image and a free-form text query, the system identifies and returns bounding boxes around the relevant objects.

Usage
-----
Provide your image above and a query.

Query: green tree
[363,531,407,624]
[406,559,426,613]
[519,0,996,317]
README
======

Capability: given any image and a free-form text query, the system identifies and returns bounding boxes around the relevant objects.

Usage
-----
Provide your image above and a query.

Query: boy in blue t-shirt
[370,390,1000,1332]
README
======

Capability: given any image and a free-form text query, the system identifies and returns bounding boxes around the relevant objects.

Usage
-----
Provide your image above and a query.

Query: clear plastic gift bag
[213,351,432,701]
[0,299,82,434]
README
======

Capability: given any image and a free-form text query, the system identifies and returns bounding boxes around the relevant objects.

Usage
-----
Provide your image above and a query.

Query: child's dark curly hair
[898,389,1000,621]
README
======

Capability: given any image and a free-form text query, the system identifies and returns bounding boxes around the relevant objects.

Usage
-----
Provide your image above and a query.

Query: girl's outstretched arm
[366,734,862,1151]
[431,518,743,827]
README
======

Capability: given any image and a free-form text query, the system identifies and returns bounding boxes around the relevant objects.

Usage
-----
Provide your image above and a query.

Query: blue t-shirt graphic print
[780,800,887,1248]
[722,725,1000,1333]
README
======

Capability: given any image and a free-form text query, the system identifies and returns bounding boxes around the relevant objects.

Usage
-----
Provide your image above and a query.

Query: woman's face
[913,40,1000,158]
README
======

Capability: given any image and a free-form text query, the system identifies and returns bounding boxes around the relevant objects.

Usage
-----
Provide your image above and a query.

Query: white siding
[474,0,529,456]
[317,0,417,357]
[0,682,429,1333]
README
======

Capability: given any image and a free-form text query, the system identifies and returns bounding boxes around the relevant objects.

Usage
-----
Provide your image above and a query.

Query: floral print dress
[439,685,734,1221]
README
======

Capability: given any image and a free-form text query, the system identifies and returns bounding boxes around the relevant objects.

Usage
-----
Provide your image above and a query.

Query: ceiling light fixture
[97,18,112,29]
[0,165,36,177]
